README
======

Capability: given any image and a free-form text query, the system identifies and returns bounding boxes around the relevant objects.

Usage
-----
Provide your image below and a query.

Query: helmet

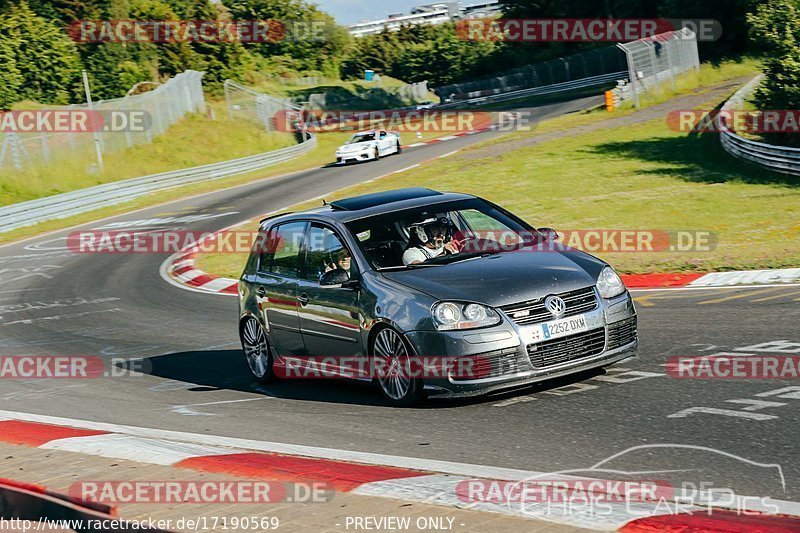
[409,217,452,244]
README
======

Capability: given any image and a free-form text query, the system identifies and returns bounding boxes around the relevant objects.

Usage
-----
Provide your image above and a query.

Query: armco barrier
[0,135,316,234]
[719,75,800,176]
[436,71,627,108]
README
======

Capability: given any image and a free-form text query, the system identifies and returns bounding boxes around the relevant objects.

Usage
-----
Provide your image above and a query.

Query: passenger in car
[324,247,351,275]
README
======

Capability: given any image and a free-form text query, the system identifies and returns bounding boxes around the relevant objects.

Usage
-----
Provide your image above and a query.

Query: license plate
[525,314,588,344]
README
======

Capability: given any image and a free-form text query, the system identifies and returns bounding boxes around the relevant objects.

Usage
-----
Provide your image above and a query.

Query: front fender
[357,273,436,349]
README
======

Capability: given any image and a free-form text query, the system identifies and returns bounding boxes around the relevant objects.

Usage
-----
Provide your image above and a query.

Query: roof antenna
[322,199,328,206]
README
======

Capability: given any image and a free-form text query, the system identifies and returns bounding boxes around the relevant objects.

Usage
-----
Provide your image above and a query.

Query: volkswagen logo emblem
[544,295,566,319]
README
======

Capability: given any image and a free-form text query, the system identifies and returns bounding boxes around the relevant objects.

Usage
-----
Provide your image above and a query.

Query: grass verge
[195,60,798,279]
[0,112,295,207]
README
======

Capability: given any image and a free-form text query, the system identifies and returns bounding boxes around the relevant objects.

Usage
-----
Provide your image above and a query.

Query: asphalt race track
[1,94,798,507]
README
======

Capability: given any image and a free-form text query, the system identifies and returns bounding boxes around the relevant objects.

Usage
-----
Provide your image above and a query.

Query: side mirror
[537,227,559,241]
[319,268,350,287]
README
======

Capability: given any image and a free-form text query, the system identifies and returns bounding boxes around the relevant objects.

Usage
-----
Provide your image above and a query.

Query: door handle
[297,293,309,306]
[256,286,266,297]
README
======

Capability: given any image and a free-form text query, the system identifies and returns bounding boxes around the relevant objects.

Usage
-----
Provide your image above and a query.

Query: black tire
[370,327,425,407]
[373,147,380,161]
[396,141,402,154]
[240,316,276,383]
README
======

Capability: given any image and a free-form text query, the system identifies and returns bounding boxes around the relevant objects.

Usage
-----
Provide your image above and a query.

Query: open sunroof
[329,187,442,211]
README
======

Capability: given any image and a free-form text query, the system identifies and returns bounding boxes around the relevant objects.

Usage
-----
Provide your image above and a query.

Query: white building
[348,1,501,37]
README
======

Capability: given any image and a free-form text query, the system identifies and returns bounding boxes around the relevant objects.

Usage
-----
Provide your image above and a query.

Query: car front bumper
[337,149,374,163]
[404,290,638,397]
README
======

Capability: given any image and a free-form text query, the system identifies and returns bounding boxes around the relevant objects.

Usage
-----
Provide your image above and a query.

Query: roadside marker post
[605,90,615,112]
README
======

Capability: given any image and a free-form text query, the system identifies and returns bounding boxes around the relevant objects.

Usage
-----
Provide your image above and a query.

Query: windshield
[348,133,375,143]
[345,198,539,270]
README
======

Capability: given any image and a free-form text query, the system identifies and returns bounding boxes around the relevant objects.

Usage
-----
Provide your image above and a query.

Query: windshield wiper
[426,252,487,265]
[406,262,442,268]
[376,263,440,271]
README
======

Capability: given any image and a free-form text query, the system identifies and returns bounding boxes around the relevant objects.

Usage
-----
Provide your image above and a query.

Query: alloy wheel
[374,328,412,401]
[241,317,271,380]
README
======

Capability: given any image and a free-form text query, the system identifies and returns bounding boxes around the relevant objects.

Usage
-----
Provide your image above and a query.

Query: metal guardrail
[434,45,627,102]
[435,71,628,108]
[0,136,317,233]
[719,75,800,177]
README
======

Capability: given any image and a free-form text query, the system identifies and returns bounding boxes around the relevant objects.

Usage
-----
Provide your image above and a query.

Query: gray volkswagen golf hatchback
[239,188,637,406]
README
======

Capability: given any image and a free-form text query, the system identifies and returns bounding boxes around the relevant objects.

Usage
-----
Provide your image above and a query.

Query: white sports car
[335,130,402,164]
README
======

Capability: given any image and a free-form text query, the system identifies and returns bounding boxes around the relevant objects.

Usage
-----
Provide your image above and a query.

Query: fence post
[224,80,233,120]
[663,36,677,90]
[82,69,104,173]
[39,133,51,163]
[617,44,639,108]
[65,104,77,152]
[2,132,29,170]
[646,42,660,93]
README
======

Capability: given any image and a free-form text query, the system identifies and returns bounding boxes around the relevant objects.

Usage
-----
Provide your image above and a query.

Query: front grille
[499,286,598,326]
[607,316,638,350]
[526,328,606,369]
[449,347,525,381]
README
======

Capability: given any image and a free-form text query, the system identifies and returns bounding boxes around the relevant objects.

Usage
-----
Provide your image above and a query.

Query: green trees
[748,0,800,146]
[0,0,352,106]
[0,36,23,109]
[340,24,498,86]
[224,0,349,74]
[2,0,796,116]
[0,2,82,107]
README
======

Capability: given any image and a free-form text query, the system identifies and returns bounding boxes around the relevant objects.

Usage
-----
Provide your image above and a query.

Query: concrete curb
[1,415,798,532]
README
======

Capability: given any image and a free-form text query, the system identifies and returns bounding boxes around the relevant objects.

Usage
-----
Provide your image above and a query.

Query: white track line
[392,164,420,174]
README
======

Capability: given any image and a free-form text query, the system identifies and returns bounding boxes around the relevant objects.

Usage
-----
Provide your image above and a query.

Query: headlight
[432,302,501,331]
[596,266,626,299]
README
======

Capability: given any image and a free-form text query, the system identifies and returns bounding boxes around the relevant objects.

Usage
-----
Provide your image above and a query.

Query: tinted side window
[259,222,307,277]
[302,225,352,282]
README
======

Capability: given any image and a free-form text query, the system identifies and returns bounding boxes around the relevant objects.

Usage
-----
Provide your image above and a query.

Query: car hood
[339,141,375,151]
[380,249,606,307]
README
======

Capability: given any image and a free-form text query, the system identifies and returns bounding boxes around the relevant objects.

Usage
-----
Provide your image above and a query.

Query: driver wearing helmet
[402,217,460,265]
